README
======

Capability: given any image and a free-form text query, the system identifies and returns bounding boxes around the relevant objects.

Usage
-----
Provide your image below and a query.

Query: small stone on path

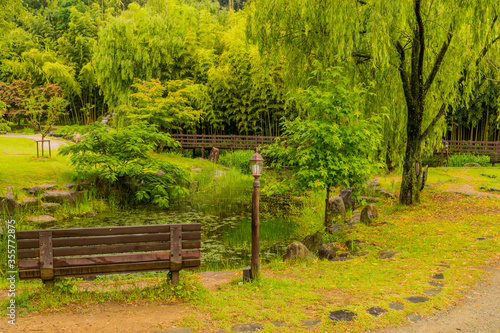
[428,281,444,287]
[435,264,450,268]
[378,250,399,259]
[406,312,422,323]
[477,236,494,241]
[42,202,60,212]
[389,302,404,311]
[271,321,284,327]
[27,215,57,225]
[231,324,262,332]
[405,296,430,303]
[367,306,388,317]
[22,184,57,194]
[423,288,442,296]
[432,273,445,279]
[300,319,321,327]
[329,310,357,321]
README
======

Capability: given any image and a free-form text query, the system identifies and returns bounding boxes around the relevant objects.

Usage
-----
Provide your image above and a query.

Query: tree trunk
[324,186,331,232]
[399,109,422,205]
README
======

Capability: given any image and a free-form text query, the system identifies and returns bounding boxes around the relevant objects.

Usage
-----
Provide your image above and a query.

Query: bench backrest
[17,223,201,280]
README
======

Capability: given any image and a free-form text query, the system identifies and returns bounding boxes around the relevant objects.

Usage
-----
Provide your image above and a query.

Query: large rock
[27,215,57,227]
[42,190,82,205]
[0,197,16,214]
[327,196,345,226]
[300,232,323,254]
[41,202,61,212]
[463,162,481,167]
[339,188,356,211]
[318,243,341,260]
[22,184,57,194]
[360,204,379,225]
[283,242,314,261]
[208,147,220,163]
[374,188,395,199]
[17,197,39,208]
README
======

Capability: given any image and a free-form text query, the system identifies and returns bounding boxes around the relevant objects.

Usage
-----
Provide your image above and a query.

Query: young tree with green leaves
[266,69,382,230]
[249,0,500,205]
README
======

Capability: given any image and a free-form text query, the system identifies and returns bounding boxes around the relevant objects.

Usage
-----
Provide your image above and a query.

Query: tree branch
[415,0,425,87]
[423,29,453,96]
[420,103,446,140]
[396,41,413,107]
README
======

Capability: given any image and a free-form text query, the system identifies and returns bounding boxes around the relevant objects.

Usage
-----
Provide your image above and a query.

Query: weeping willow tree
[249,0,500,205]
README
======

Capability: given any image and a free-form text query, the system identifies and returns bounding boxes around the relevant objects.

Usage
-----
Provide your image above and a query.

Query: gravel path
[376,260,500,333]
[0,134,69,150]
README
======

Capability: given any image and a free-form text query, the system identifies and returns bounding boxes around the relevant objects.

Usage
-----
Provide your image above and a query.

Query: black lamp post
[249,150,264,280]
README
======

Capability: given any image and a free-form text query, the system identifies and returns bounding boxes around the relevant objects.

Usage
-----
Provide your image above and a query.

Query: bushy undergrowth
[218,150,255,174]
[448,153,490,167]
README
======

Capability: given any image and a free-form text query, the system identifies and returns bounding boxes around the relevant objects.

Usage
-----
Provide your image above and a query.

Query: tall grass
[218,150,255,174]
[448,153,490,167]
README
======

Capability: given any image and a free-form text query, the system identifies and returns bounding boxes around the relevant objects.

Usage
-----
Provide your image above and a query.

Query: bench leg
[171,271,179,285]
[44,280,54,288]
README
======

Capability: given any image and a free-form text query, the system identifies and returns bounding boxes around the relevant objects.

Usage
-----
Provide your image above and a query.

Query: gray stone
[423,288,442,296]
[27,215,57,227]
[405,296,429,303]
[428,281,444,287]
[368,179,381,187]
[63,184,78,190]
[389,302,404,311]
[463,162,481,167]
[329,310,357,321]
[330,222,356,232]
[360,204,378,225]
[339,188,356,211]
[0,196,17,214]
[481,173,497,178]
[406,313,422,323]
[367,306,388,317]
[349,214,361,223]
[42,190,82,205]
[154,329,193,333]
[85,211,97,217]
[283,242,314,261]
[378,250,399,259]
[477,236,494,241]
[300,232,323,254]
[22,184,57,194]
[330,253,354,261]
[435,264,450,268]
[17,197,39,208]
[327,196,345,225]
[41,202,61,212]
[230,324,262,332]
[5,192,14,200]
[360,196,380,203]
[318,243,341,260]
[374,188,395,199]
[432,273,444,280]
[270,321,284,327]
[300,319,321,327]
[73,133,82,143]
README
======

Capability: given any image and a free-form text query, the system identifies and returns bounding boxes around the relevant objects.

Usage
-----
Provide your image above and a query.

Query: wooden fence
[170,134,277,158]
[437,140,500,166]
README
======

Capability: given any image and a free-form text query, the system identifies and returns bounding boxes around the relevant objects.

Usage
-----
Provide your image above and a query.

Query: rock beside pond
[22,184,57,194]
[283,242,314,261]
[360,204,378,225]
[463,162,481,167]
[42,190,82,205]
[300,232,323,254]
[318,243,342,260]
[327,196,345,225]
[41,202,61,212]
[339,188,356,211]
[0,196,16,214]
[27,215,57,226]
[17,197,39,208]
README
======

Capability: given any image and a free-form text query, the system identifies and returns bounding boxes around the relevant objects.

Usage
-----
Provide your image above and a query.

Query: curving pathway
[0,134,69,150]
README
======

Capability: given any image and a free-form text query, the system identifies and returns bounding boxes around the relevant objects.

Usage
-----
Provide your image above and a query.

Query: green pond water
[53,207,297,269]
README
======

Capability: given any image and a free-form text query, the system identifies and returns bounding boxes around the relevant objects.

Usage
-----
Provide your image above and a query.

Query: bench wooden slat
[19,258,201,280]
[16,223,201,239]
[18,240,201,259]
[19,250,201,269]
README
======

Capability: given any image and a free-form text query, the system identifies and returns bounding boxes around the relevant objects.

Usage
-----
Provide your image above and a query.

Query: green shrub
[448,153,490,167]
[219,150,255,174]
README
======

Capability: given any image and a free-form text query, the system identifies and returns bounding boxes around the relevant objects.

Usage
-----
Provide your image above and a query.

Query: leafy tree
[249,0,500,205]
[58,122,189,207]
[266,69,382,230]
[0,100,10,131]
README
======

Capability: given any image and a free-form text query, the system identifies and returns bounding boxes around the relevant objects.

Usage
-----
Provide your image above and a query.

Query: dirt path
[0,134,69,150]
[376,259,500,333]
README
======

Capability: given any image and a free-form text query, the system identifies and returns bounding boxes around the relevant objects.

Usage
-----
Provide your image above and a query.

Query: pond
[53,206,298,270]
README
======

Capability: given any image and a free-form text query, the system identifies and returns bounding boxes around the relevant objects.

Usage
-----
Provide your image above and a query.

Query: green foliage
[448,154,491,167]
[218,150,254,174]
[58,122,190,207]
[0,100,10,131]
[266,69,383,199]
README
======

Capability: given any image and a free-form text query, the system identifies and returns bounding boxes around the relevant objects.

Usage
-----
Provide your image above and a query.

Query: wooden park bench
[17,223,201,287]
